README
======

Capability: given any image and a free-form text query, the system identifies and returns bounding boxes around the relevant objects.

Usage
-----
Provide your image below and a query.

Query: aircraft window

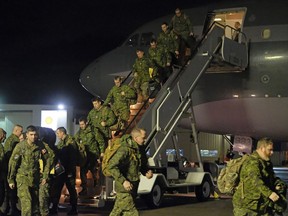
[262,29,271,39]
[125,34,139,47]
[140,32,155,46]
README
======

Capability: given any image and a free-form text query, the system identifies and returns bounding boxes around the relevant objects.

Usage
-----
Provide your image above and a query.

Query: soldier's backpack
[217,154,250,195]
[102,137,121,177]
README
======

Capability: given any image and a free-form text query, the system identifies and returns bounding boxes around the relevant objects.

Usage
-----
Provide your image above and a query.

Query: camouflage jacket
[170,13,193,39]
[232,151,278,212]
[55,134,78,174]
[148,46,172,68]
[108,135,148,186]
[132,56,152,82]
[87,105,116,139]
[74,125,103,154]
[104,84,136,110]
[8,140,54,186]
[0,144,7,180]
[157,30,179,54]
[4,134,20,162]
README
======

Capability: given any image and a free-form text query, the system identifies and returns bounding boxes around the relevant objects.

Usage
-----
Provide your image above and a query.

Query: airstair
[74,22,249,208]
[137,22,248,166]
[134,22,248,207]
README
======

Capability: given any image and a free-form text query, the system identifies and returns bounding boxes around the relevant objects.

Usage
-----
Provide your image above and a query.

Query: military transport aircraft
[80,0,288,141]
[77,0,288,207]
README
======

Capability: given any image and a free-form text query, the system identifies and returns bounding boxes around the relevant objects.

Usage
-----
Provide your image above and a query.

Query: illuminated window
[262,29,271,39]
[200,149,218,157]
[41,110,67,131]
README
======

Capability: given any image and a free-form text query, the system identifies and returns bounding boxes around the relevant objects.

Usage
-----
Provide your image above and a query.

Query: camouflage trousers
[39,179,51,216]
[17,183,39,216]
[109,191,139,216]
[133,80,149,102]
[80,151,98,188]
[233,207,275,216]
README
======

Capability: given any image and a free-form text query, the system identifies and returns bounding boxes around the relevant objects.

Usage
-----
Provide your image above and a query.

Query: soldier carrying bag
[101,138,121,177]
[217,154,249,195]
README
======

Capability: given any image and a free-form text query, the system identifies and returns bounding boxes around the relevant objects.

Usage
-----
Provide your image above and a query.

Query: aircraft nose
[79,46,136,98]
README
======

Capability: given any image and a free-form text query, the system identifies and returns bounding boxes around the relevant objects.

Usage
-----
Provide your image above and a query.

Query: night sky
[0,0,213,112]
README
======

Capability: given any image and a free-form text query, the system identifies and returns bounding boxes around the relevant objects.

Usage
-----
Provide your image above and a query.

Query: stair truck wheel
[142,180,164,208]
[195,175,212,201]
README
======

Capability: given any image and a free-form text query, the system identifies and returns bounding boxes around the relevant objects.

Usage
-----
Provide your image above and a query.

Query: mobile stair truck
[135,20,248,208]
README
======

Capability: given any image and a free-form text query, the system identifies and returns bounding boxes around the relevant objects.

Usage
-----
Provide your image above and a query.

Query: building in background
[0,104,75,136]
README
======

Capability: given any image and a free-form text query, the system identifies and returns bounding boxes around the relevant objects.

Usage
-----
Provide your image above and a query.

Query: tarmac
[55,192,288,216]
[56,193,233,216]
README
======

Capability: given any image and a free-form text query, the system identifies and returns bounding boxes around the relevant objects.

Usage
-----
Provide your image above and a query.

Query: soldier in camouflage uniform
[0,128,7,216]
[233,137,287,216]
[169,8,194,48]
[88,96,116,146]
[7,125,53,216]
[148,39,173,84]
[103,76,137,132]
[74,117,104,195]
[3,124,23,215]
[132,49,153,103]
[108,128,153,216]
[50,127,78,215]
[39,138,55,216]
[157,22,179,65]
[170,8,194,65]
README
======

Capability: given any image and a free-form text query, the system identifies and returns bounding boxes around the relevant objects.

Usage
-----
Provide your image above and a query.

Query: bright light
[41,110,67,130]
[58,104,64,109]
[214,18,222,21]
[233,94,239,98]
[264,56,283,60]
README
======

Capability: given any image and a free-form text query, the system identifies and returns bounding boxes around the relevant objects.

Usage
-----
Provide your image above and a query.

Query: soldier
[74,117,103,195]
[7,125,53,216]
[233,137,287,215]
[0,128,7,216]
[88,96,116,146]
[50,127,78,215]
[132,48,153,103]
[39,138,55,216]
[170,8,194,48]
[170,8,194,65]
[157,22,179,64]
[3,124,23,216]
[103,76,137,133]
[232,21,241,41]
[148,38,173,84]
[108,127,153,216]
